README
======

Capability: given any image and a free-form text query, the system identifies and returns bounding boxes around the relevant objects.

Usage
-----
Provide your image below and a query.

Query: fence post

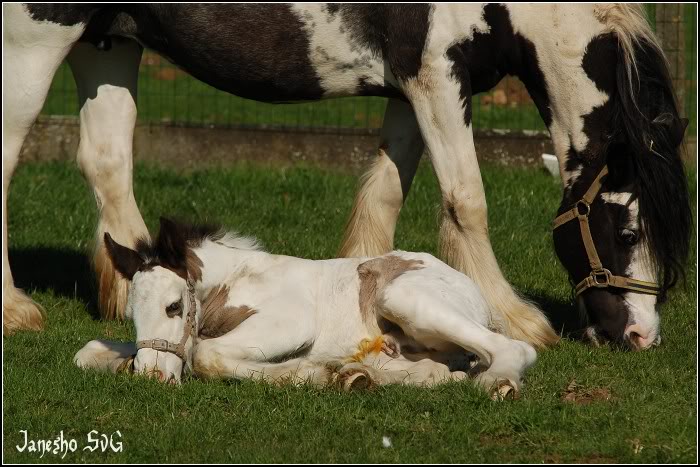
[655,3,685,107]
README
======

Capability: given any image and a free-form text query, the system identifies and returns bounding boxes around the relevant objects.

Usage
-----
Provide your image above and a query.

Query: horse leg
[377,274,538,399]
[2,4,85,334]
[402,61,558,349]
[74,339,137,373]
[338,98,424,257]
[341,354,468,387]
[66,39,148,321]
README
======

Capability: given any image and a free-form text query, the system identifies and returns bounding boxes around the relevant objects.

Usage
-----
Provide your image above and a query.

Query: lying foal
[75,218,540,399]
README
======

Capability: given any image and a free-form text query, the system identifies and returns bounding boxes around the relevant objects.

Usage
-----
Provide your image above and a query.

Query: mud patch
[561,379,612,404]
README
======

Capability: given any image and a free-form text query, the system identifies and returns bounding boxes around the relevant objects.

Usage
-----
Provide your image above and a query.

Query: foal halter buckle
[553,165,660,297]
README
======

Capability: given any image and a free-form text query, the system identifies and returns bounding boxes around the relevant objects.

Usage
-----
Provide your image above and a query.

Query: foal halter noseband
[135,277,198,362]
[552,165,660,297]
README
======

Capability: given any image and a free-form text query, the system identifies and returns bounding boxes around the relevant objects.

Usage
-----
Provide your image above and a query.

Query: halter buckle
[149,339,170,352]
[591,269,611,287]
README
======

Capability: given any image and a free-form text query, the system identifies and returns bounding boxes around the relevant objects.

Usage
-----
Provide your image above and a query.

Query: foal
[75,218,539,398]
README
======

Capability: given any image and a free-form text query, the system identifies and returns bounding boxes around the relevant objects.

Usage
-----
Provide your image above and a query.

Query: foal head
[104,218,213,382]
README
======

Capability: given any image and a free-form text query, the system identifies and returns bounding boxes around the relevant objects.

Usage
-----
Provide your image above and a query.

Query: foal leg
[378,279,538,398]
[338,98,424,257]
[402,58,558,349]
[2,4,85,334]
[67,40,149,321]
[74,339,137,373]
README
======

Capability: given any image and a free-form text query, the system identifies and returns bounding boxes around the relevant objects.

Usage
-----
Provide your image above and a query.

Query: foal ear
[104,233,143,281]
[156,217,187,276]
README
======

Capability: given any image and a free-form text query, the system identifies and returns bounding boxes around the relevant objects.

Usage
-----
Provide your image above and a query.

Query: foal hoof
[490,379,518,401]
[335,364,374,391]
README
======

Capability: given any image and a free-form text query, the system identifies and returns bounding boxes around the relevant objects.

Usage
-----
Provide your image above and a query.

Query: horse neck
[190,240,264,294]
[507,4,613,189]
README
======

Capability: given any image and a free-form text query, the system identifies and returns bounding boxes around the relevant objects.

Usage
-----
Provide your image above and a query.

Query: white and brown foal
[75,218,540,398]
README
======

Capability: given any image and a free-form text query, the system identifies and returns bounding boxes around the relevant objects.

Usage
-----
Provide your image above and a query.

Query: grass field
[3,160,697,463]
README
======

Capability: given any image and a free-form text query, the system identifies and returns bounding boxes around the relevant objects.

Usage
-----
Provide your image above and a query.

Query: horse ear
[104,233,143,281]
[156,217,187,276]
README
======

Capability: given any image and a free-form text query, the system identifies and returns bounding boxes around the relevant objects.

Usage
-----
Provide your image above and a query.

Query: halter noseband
[135,277,198,362]
[552,165,660,297]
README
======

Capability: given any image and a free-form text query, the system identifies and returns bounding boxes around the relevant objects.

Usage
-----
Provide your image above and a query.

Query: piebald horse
[74,218,537,398]
[3,4,691,351]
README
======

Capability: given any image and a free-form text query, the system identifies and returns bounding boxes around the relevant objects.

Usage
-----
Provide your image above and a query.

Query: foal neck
[190,235,265,294]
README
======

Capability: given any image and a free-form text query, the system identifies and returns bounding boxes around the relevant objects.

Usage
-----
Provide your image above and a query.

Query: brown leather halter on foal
[135,277,198,362]
[552,165,660,297]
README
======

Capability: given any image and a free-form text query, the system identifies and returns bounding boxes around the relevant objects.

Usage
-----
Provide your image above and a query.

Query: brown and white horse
[74,218,537,398]
[3,4,690,350]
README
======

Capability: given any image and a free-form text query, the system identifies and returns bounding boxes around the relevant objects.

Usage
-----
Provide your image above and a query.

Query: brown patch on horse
[198,285,256,339]
[357,255,424,322]
[186,250,204,282]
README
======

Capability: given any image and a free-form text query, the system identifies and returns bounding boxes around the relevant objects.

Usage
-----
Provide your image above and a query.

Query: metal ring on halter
[591,269,611,287]
[575,200,590,217]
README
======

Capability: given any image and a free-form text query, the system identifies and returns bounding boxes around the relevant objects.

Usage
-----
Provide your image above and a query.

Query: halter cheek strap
[553,165,660,297]
[135,277,198,362]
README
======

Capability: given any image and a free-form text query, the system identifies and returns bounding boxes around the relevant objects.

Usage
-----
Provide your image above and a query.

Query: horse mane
[133,218,264,280]
[598,5,692,299]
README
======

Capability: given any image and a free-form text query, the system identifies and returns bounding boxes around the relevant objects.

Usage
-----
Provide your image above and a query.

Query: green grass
[3,161,697,463]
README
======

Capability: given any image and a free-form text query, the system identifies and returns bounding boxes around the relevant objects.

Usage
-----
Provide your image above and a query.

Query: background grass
[3,161,697,463]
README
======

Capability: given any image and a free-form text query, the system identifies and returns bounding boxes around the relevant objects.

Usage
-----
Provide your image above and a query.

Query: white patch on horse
[291,4,391,96]
[507,4,609,186]
[601,192,633,206]
[423,4,489,63]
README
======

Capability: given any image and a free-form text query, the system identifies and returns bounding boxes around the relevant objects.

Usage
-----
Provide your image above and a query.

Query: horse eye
[165,300,183,318]
[618,228,638,246]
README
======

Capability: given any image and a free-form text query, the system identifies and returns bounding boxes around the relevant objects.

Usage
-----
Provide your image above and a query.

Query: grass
[3,160,697,463]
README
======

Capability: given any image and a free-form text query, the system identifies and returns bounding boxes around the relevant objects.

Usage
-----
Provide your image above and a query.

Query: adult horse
[3,4,691,350]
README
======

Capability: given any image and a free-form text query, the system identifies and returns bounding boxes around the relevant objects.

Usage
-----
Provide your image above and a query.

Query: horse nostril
[624,325,656,350]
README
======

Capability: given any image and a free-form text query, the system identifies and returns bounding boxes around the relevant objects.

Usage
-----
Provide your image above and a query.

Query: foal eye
[618,228,638,246]
[165,300,183,318]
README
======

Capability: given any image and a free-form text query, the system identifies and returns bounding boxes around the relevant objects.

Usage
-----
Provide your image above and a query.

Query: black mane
[134,218,225,276]
[612,37,693,300]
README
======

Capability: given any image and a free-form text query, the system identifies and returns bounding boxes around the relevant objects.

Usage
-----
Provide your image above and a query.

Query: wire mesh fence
[41,4,696,136]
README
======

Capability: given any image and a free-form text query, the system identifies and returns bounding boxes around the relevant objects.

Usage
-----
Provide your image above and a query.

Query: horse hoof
[335,365,374,391]
[490,379,518,401]
[343,371,371,391]
[3,285,46,335]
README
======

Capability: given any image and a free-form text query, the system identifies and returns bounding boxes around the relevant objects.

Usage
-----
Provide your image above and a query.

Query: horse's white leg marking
[377,275,537,396]
[403,59,558,349]
[339,99,424,257]
[67,40,149,321]
[2,4,85,334]
[74,339,137,373]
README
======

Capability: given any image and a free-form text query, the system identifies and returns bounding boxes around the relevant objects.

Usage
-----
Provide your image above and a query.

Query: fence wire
[41,4,696,136]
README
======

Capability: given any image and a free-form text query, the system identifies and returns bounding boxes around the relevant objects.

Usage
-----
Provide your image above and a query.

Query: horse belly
[130,4,390,102]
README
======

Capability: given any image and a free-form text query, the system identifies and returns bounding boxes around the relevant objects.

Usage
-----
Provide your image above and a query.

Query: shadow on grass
[8,247,100,320]
[526,290,587,342]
